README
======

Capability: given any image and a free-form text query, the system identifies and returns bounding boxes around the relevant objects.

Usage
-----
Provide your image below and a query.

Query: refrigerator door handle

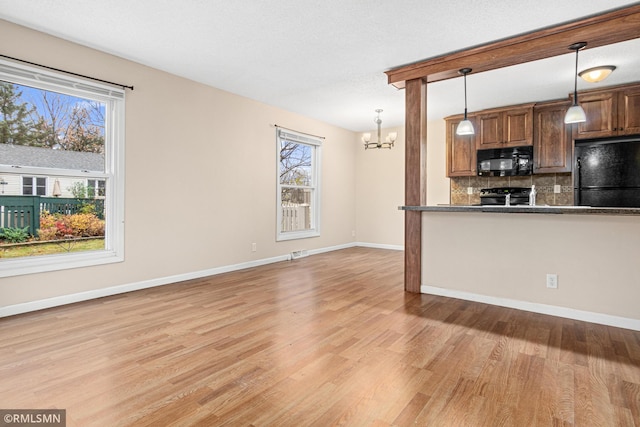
[576,157,582,206]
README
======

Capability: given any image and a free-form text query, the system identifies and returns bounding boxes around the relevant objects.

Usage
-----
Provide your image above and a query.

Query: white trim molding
[421,285,640,332]
[0,253,289,318]
[355,242,404,251]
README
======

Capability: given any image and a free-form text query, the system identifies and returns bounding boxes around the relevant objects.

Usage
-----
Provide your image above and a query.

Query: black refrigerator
[574,136,640,207]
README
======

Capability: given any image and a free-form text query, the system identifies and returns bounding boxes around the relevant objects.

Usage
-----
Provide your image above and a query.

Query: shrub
[68,182,88,199]
[38,211,105,240]
[0,226,31,243]
[79,203,96,215]
[67,213,104,237]
[39,212,62,241]
[37,227,58,241]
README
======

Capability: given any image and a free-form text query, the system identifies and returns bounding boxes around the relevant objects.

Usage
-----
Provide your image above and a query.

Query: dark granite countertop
[399,205,640,215]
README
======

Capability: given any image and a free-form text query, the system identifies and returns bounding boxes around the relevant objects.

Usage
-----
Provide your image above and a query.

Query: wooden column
[404,78,427,293]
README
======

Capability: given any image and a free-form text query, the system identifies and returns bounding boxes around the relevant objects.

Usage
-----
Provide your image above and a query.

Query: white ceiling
[0,0,638,132]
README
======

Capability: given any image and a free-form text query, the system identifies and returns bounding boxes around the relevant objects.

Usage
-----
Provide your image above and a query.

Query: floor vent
[290,250,309,259]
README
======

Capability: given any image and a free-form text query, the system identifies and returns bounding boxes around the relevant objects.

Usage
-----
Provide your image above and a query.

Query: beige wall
[422,212,640,322]
[425,119,450,206]
[353,119,450,248]
[354,126,404,247]
[0,20,357,308]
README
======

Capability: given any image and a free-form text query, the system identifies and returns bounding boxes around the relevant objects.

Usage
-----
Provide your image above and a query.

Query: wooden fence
[281,203,310,232]
[0,195,104,236]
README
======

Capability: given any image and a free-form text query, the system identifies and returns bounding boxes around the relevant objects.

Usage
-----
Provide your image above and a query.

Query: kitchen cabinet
[443,82,640,178]
[533,100,573,173]
[573,83,640,139]
[476,104,534,149]
[445,115,477,177]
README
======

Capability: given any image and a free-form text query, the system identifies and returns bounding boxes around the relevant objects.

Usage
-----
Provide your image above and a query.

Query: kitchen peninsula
[400,205,640,215]
[404,206,640,330]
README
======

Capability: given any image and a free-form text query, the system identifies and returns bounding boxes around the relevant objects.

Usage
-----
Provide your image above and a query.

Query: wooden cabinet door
[574,90,617,139]
[476,106,533,149]
[533,101,572,174]
[446,118,477,177]
[619,85,640,135]
[503,106,533,147]
[476,112,502,149]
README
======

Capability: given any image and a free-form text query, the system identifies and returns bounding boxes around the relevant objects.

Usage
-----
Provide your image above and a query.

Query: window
[276,129,321,241]
[22,176,47,195]
[0,58,125,277]
[87,179,106,198]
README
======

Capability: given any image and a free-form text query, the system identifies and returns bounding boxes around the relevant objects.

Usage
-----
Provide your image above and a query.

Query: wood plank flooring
[1,247,639,426]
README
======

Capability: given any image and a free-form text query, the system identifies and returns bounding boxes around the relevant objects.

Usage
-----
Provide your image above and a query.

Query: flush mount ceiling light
[362,109,396,149]
[456,68,474,135]
[579,65,616,83]
[564,42,588,124]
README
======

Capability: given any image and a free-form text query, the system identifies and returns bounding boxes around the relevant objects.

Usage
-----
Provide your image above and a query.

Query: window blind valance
[277,128,323,146]
[0,59,125,100]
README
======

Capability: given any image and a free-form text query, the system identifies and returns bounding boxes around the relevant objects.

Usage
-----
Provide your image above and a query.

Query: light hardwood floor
[1,247,639,426]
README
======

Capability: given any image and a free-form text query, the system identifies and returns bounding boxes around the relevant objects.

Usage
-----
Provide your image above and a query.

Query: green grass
[0,238,105,258]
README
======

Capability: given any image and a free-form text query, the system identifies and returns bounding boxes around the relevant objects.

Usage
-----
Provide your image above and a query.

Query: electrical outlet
[554,184,562,194]
[467,187,473,195]
[251,243,257,252]
[546,273,558,289]
[351,230,356,237]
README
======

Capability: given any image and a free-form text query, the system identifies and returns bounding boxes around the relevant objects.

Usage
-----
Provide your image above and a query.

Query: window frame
[22,176,47,196]
[0,58,125,278]
[87,178,106,199]
[276,128,322,241]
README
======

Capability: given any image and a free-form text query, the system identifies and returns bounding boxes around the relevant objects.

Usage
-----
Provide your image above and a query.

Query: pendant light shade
[564,104,587,123]
[564,42,587,124]
[456,68,475,135]
[456,119,475,135]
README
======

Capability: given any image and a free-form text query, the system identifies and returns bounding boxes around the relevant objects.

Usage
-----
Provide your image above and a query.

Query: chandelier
[362,109,397,149]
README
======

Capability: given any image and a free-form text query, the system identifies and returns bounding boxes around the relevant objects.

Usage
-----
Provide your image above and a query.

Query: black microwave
[477,145,533,176]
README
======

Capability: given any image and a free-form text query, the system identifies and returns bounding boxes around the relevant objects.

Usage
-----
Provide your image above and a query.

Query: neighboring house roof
[0,144,104,172]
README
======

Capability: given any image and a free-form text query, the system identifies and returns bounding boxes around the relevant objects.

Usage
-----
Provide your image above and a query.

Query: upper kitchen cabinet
[619,85,640,135]
[573,83,640,139]
[533,100,572,173]
[476,104,534,149]
[445,115,477,177]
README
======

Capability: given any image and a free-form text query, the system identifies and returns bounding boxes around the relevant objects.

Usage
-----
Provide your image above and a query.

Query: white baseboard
[1,242,399,318]
[421,285,640,331]
[0,253,292,318]
[355,242,404,251]
[307,242,357,256]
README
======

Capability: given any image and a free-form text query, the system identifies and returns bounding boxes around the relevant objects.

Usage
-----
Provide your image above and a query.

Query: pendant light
[456,68,474,135]
[564,42,587,124]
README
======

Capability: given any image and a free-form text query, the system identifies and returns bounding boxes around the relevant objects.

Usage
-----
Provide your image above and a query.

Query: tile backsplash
[450,173,573,206]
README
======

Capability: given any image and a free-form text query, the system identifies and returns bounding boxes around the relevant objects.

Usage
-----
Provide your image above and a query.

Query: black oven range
[480,187,531,206]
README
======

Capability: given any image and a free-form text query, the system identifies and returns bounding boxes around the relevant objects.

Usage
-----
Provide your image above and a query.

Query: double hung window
[0,58,125,277]
[276,129,321,241]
